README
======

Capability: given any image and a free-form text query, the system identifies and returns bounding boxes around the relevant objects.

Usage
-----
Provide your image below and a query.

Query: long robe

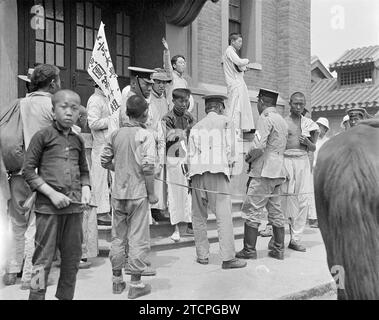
[148,91,169,211]
[162,108,193,225]
[87,89,111,214]
[222,46,255,131]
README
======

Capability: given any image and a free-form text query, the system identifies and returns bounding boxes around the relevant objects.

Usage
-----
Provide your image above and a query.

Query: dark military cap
[202,94,228,105]
[128,66,155,84]
[258,88,279,105]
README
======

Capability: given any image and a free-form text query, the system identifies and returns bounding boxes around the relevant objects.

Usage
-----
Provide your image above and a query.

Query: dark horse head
[314,119,379,300]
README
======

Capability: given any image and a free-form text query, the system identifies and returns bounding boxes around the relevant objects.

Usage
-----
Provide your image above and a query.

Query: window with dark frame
[76,1,102,71]
[116,12,131,77]
[34,0,65,67]
[229,0,241,35]
[339,67,373,86]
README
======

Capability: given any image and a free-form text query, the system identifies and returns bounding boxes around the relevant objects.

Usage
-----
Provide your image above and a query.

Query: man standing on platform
[222,33,255,133]
[237,89,288,260]
[281,92,319,252]
[188,94,246,269]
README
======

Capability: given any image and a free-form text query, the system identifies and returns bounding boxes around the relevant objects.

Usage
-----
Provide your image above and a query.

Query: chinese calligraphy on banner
[88,21,121,134]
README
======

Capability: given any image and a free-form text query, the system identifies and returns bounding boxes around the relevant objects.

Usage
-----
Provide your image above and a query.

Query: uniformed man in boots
[236,89,288,260]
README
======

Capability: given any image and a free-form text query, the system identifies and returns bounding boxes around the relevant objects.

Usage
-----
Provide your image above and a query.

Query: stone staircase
[98,199,245,256]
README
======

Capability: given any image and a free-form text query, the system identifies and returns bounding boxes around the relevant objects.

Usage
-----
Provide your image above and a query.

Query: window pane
[77,49,84,70]
[45,0,54,18]
[85,50,92,69]
[123,57,130,77]
[85,2,93,27]
[56,21,64,43]
[36,41,44,64]
[36,28,44,40]
[117,56,122,75]
[85,28,93,49]
[116,13,122,34]
[77,2,84,25]
[94,6,101,28]
[56,0,64,20]
[46,43,54,65]
[46,19,55,42]
[123,15,130,35]
[77,26,84,47]
[56,45,64,67]
[123,37,130,56]
[116,35,122,55]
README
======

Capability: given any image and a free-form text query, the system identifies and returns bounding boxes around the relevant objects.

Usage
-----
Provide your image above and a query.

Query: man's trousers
[6,175,35,283]
[29,212,83,300]
[241,177,285,229]
[109,198,150,274]
[191,172,235,262]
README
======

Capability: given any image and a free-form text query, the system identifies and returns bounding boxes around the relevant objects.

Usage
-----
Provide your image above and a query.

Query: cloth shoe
[222,258,247,269]
[196,257,209,265]
[170,230,180,242]
[236,224,258,259]
[112,275,126,294]
[128,283,151,299]
[2,273,17,286]
[268,226,285,260]
[288,240,306,252]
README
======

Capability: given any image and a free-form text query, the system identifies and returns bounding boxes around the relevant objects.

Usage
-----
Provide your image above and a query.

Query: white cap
[343,115,349,122]
[316,117,329,130]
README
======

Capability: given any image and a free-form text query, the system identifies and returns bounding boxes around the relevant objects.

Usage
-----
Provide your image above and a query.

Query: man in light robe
[222,33,255,133]
[149,69,172,219]
[87,83,112,226]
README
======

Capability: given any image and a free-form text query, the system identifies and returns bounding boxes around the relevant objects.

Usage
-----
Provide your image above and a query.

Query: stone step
[98,209,246,256]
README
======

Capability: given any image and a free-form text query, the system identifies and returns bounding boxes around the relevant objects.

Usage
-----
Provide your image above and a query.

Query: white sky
[311,0,379,68]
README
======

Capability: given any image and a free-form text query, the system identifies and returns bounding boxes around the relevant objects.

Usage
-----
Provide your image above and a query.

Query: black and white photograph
[0,0,378,305]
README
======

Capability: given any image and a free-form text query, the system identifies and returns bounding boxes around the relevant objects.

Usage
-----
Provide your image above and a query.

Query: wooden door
[19,0,132,105]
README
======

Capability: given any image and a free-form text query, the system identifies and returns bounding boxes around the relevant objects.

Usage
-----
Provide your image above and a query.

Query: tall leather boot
[268,226,285,260]
[236,223,258,259]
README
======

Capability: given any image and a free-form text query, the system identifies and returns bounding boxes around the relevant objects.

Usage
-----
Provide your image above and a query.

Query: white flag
[87,21,121,134]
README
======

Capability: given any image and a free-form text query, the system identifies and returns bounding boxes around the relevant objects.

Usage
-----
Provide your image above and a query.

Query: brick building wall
[197,1,224,86]
[195,0,311,116]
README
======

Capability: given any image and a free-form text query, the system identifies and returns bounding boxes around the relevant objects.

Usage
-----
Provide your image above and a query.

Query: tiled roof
[311,78,379,112]
[329,45,379,71]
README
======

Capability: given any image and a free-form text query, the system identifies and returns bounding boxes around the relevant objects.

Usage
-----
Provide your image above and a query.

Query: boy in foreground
[101,95,158,299]
[23,89,91,300]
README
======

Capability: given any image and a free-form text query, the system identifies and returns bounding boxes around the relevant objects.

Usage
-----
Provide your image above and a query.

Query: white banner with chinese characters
[87,21,121,135]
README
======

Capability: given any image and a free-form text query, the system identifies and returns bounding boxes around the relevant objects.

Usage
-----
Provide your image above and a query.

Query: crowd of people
[0,33,374,300]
